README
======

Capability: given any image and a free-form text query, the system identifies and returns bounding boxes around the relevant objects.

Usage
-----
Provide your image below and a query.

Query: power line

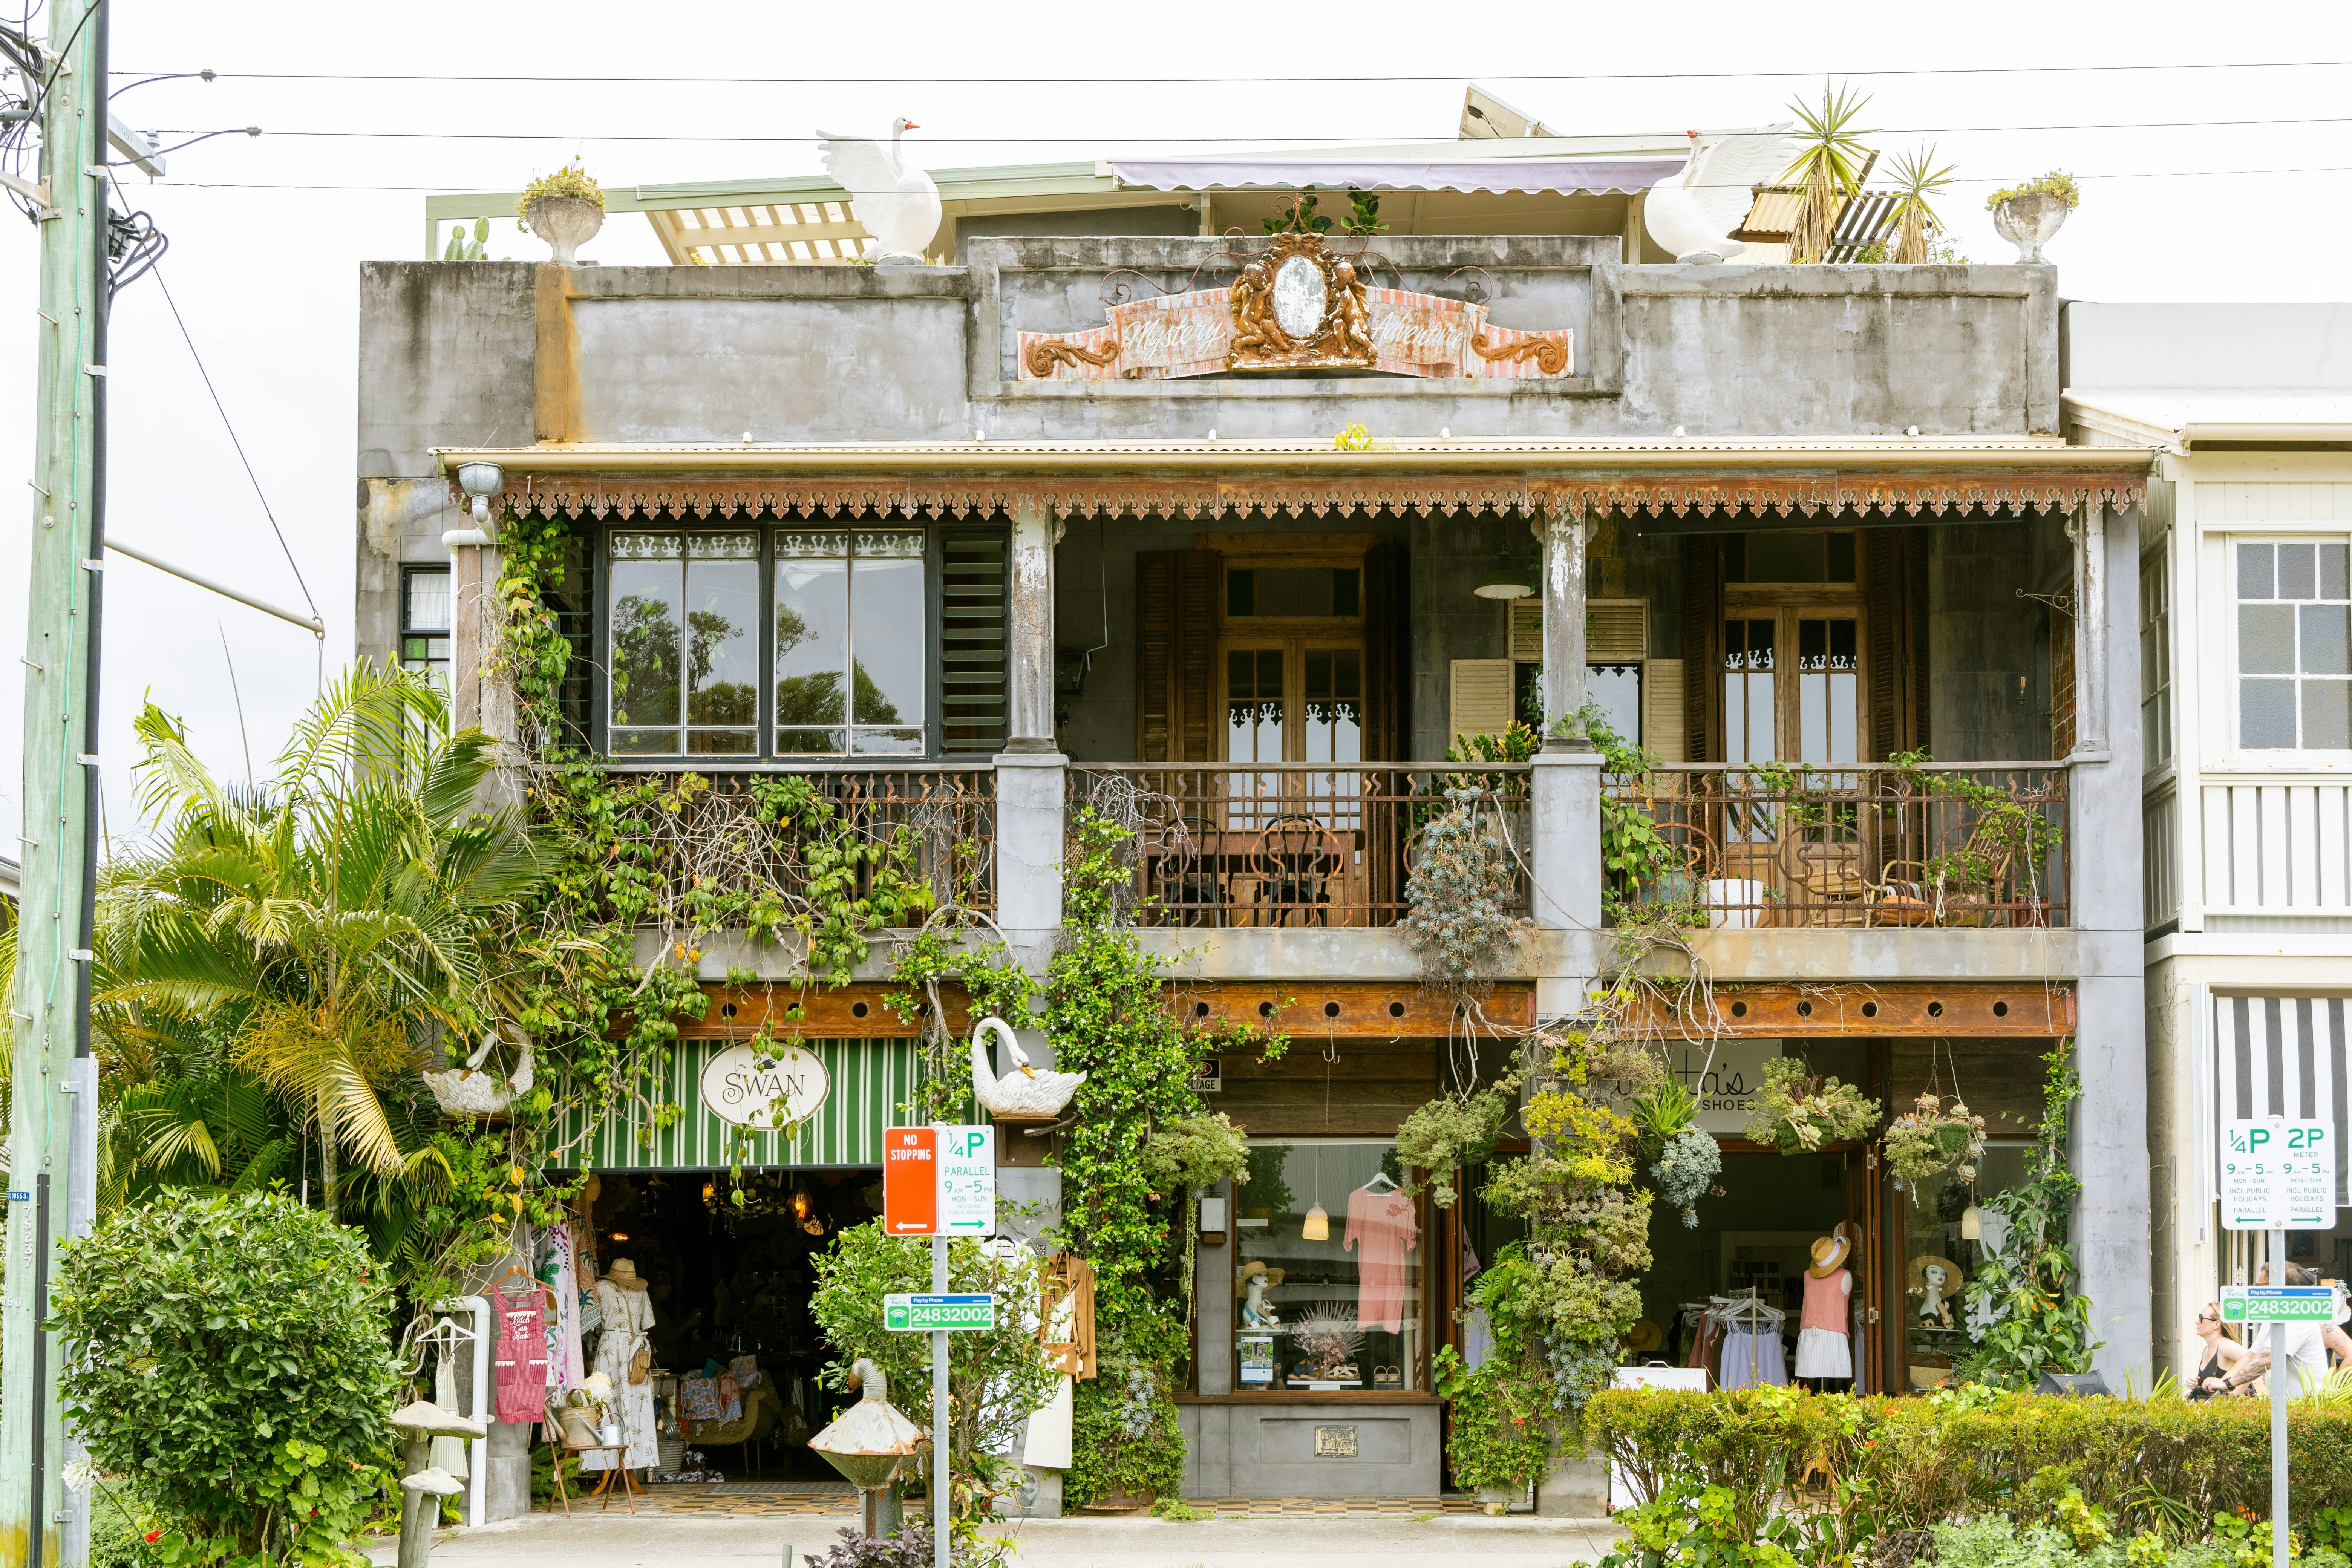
[139,115,2352,144]
[99,59,2352,84]
[145,262,324,632]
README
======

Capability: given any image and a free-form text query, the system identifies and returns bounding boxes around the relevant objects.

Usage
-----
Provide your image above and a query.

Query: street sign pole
[2273,1228,2289,1568]
[931,1236,947,1568]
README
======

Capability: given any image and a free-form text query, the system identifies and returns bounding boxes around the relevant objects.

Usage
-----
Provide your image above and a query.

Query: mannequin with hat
[1794,1232,1854,1385]
[579,1258,660,1475]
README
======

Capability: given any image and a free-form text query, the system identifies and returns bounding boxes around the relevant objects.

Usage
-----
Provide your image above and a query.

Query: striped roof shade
[552,1037,929,1171]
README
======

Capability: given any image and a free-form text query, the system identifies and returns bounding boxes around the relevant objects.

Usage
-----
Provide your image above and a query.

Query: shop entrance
[579,1165,883,1479]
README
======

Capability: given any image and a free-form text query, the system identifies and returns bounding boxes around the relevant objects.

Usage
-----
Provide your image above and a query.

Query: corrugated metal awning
[1106,158,1683,195]
[2211,994,2350,1205]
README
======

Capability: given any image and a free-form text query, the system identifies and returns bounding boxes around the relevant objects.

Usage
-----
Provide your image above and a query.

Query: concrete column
[1006,496,1059,753]
[444,534,488,733]
[1534,509,1592,737]
[2067,500,2150,1387]
[1531,750,1603,1017]
[992,749,1066,946]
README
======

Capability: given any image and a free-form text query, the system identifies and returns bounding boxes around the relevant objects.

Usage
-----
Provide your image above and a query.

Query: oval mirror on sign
[1271,255,1327,343]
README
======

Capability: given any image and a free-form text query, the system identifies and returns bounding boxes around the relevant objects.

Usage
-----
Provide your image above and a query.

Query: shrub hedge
[1586,1387,2352,1535]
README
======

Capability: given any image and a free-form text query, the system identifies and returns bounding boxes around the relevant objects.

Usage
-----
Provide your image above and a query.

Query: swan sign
[699,1042,830,1131]
[882,1124,995,1237]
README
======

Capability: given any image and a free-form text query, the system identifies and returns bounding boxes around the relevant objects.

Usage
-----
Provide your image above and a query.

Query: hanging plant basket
[1882,1092,1988,1185]
[1743,1056,1880,1154]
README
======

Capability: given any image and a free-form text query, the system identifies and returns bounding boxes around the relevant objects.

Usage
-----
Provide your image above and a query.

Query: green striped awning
[552,1037,923,1171]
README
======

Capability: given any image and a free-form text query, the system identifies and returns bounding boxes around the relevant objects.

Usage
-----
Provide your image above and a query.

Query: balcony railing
[1605,763,2069,929]
[581,764,997,930]
[1068,764,1532,928]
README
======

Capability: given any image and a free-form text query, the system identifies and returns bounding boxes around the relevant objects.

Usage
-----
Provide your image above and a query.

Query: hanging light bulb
[1960,1205,1983,1241]
[1300,1144,1328,1240]
[791,1185,812,1221]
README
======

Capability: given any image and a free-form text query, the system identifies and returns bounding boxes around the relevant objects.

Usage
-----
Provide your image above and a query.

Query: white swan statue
[423,1027,534,1117]
[1642,125,1796,263]
[969,1015,1086,1119]
[816,117,942,265]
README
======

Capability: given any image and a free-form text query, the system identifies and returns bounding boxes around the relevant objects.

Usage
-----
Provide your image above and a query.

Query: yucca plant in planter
[1885,145,1957,264]
[519,162,605,265]
[1987,170,2079,264]
[1778,81,1877,264]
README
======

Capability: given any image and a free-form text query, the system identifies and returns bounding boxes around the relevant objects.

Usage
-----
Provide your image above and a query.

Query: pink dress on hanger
[1345,1185,1419,1334]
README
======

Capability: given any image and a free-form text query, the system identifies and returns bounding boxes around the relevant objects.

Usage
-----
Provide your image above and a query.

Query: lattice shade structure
[649,199,872,265]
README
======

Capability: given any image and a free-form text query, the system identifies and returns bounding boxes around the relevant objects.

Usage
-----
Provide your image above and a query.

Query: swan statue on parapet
[816,117,942,264]
[969,1015,1086,1118]
[1642,124,1796,263]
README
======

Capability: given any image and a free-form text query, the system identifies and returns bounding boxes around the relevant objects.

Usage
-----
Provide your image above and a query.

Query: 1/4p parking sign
[2221,1118,2335,1230]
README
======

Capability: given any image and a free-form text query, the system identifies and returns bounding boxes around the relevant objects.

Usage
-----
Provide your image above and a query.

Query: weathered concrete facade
[360,233,2153,1504]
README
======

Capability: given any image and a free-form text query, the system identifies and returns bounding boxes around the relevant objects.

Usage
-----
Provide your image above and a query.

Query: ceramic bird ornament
[1642,124,1796,263]
[816,117,942,265]
[969,1015,1086,1118]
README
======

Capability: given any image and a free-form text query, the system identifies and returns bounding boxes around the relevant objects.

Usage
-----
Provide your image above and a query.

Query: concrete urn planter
[1991,192,2069,264]
[523,195,603,265]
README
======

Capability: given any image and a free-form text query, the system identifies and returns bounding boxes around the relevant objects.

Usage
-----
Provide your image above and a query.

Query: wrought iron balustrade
[1067,763,1531,929]
[1603,763,2069,929]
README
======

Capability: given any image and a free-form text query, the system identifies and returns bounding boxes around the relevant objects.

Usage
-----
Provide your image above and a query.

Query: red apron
[491,1286,551,1426]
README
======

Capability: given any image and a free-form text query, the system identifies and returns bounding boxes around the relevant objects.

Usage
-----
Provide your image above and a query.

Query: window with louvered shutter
[1450,659,1517,742]
[940,529,1008,753]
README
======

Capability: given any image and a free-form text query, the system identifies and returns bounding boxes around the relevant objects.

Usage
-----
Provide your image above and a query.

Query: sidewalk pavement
[364,1510,1628,1568]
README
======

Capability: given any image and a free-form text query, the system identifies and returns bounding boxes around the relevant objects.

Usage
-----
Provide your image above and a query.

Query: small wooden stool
[569,1443,639,1513]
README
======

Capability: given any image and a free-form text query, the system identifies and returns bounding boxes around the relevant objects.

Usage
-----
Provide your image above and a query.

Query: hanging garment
[1793,1269,1852,1379]
[678,1378,724,1424]
[579,1279,659,1472]
[1461,1305,1494,1371]
[430,1350,469,1480]
[1344,1185,1420,1334]
[1686,1314,1719,1377]
[537,1225,586,1392]
[490,1286,552,1426]
[1715,1329,1788,1390]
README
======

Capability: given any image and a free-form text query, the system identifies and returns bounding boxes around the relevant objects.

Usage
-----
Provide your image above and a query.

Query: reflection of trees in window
[686,607,755,726]
[609,594,680,729]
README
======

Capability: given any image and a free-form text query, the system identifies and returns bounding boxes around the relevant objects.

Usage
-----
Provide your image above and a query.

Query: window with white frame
[2139,546,2171,768]
[2237,539,2351,751]
[400,566,450,691]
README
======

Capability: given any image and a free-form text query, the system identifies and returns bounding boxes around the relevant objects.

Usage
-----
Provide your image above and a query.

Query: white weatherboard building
[2066,302,2352,1379]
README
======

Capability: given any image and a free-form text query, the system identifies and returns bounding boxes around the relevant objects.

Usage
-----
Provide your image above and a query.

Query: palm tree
[1780,81,1877,263]
[107,664,545,1207]
[1885,145,1957,264]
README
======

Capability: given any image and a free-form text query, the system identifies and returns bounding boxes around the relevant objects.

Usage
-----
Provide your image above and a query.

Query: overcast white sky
[3,0,2350,853]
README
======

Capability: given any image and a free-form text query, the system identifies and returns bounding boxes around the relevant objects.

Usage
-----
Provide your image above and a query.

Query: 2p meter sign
[2221,1118,2336,1230]
[882,1125,995,1237]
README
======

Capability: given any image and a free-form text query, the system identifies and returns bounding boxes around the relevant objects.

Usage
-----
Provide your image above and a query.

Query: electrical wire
[129,114,2352,143]
[96,59,2352,84]
[143,258,325,634]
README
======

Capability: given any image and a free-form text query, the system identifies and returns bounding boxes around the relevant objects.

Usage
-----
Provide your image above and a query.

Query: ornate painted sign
[700,1040,831,1130]
[1018,231,1573,383]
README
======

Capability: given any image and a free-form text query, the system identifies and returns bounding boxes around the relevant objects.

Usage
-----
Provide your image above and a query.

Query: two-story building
[362,118,2154,1508]
[2066,302,2352,1381]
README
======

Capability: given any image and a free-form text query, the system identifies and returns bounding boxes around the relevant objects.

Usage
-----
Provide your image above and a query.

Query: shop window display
[1234,1138,1423,1393]
[1899,1144,2032,1390]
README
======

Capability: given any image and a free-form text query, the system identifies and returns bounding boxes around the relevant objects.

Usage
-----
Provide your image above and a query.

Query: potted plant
[1881,1091,1988,1187]
[1742,1056,1881,1153]
[520,162,606,266]
[1986,171,2079,264]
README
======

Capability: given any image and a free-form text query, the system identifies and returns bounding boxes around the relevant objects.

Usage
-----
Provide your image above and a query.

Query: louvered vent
[940,530,1008,753]
[1507,599,1647,662]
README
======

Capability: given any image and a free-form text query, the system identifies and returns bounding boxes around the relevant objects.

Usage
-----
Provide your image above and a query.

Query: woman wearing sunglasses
[2189,1302,2254,1399]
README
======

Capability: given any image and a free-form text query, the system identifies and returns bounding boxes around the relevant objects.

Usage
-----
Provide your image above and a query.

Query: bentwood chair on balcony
[1868,817,2017,928]
[1252,814,1343,927]
[1151,816,1231,926]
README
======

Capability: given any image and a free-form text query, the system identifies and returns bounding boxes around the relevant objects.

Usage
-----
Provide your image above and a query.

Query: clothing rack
[1707,1288,1788,1388]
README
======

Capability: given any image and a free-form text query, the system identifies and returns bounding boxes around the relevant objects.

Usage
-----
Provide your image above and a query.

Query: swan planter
[969,1015,1086,1122]
[423,1029,534,1119]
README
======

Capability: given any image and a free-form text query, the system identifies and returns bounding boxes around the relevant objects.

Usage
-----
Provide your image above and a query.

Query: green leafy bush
[1066,1352,1185,1506]
[51,1192,401,1568]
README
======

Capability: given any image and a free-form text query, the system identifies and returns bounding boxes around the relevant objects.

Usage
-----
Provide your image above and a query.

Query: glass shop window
[400,566,450,691]
[2236,539,2350,751]
[1899,1144,2034,1391]
[607,531,760,756]
[775,530,926,756]
[1233,1138,1423,1394]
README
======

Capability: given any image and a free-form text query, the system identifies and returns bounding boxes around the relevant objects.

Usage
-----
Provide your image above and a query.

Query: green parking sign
[2220,1285,2340,1324]
[883,1293,995,1332]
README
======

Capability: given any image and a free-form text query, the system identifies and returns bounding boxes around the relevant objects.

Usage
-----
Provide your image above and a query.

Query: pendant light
[1473,553,1535,601]
[1301,1145,1329,1241]
[1960,1204,1983,1241]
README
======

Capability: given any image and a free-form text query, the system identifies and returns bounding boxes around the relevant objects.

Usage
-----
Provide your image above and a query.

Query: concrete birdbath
[809,1357,924,1539]
[391,1399,488,1568]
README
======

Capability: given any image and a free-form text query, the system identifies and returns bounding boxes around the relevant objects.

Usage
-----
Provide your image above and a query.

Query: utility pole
[4,0,107,1565]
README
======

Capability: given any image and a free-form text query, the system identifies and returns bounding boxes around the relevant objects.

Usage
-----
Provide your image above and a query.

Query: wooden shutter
[1644,659,1686,761]
[2050,607,2076,756]
[940,528,1008,753]
[1363,538,1410,761]
[1136,548,1220,762]
[1680,536,1721,761]
[1864,532,1931,761]
[1506,599,1646,664]
[1449,660,1516,743]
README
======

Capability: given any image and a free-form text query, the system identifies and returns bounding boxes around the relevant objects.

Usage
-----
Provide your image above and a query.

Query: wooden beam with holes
[665,981,1536,1039]
[1632,983,2075,1038]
